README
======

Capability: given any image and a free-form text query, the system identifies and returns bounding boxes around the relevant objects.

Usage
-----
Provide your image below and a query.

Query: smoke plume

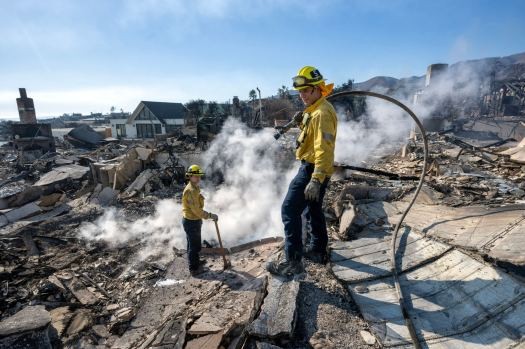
[79,119,296,261]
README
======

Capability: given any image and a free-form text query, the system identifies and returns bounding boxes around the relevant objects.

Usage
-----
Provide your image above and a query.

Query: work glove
[304,179,321,202]
[293,111,304,125]
[209,213,218,221]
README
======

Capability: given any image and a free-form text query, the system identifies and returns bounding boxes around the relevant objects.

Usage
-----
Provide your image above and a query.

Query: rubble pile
[326,129,525,242]
[2,117,525,348]
[0,134,207,347]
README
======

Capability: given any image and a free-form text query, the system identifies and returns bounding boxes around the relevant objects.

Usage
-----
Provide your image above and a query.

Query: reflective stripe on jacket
[182,182,210,220]
[296,97,337,182]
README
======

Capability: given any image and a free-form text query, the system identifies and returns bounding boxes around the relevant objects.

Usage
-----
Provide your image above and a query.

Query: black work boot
[265,259,305,277]
[189,265,205,276]
[304,246,328,264]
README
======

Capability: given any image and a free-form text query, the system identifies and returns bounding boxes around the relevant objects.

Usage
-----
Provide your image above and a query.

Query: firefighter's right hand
[209,213,218,221]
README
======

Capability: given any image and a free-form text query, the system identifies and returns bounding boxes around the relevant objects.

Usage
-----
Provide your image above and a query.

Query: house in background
[110,101,188,139]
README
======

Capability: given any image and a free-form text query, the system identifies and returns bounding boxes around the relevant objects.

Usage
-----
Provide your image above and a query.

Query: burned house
[110,101,189,139]
[11,88,56,162]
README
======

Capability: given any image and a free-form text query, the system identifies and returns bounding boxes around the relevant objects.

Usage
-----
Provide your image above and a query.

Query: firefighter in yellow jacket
[267,66,337,277]
[182,165,218,276]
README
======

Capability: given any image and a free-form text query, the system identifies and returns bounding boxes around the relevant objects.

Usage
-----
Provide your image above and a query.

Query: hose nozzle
[273,119,296,140]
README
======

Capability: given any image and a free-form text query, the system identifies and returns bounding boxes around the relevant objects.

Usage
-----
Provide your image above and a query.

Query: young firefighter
[182,165,218,276]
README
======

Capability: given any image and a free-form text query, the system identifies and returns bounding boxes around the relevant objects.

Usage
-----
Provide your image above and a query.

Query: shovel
[214,220,231,269]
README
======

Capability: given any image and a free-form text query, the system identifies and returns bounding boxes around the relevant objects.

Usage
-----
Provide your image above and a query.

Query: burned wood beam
[443,135,500,163]
[334,164,419,180]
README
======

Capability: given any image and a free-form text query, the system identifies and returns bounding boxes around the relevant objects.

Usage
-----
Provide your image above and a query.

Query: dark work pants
[282,161,329,262]
[182,218,202,270]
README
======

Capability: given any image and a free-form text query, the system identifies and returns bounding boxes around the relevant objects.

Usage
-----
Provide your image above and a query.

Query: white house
[110,101,188,139]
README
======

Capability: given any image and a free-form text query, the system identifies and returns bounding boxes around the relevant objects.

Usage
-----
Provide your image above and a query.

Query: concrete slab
[0,305,53,349]
[34,164,90,186]
[347,249,525,347]
[331,229,451,283]
[248,276,299,340]
[398,203,525,267]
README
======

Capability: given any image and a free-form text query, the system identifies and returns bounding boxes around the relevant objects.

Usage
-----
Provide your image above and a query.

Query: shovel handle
[214,220,229,268]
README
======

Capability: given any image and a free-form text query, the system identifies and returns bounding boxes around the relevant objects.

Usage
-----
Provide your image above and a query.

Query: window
[136,124,154,138]
[136,108,153,120]
[154,124,162,134]
[115,124,126,137]
[165,125,181,134]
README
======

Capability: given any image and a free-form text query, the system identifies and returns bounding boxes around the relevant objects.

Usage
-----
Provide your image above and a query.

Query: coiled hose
[327,91,428,349]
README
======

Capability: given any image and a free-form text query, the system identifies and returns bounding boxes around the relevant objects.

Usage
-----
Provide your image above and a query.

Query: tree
[278,85,290,99]
[335,79,354,92]
[249,89,257,102]
[110,106,115,113]
[185,99,206,126]
[206,101,219,118]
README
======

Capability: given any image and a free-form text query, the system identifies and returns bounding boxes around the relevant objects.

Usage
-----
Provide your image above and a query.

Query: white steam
[335,99,413,165]
[79,119,296,261]
[335,60,490,165]
[79,62,489,260]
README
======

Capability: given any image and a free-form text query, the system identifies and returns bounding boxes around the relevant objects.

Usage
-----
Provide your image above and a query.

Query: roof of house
[142,101,187,121]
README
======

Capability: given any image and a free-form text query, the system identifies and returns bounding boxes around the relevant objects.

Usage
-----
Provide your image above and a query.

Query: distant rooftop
[142,101,187,121]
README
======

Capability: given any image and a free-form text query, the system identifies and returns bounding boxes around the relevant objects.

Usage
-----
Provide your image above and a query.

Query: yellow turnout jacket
[182,182,211,220]
[296,97,338,182]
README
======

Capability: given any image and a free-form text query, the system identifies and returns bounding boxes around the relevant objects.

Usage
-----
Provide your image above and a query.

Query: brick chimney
[16,88,37,124]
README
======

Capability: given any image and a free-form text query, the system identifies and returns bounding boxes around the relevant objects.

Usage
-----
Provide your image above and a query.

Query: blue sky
[0,0,524,117]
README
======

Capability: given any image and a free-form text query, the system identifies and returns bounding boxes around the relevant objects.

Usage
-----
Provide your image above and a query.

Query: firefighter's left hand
[304,179,321,202]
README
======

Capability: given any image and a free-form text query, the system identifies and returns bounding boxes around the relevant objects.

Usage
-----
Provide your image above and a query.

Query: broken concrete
[34,164,89,187]
[186,332,223,349]
[249,276,300,340]
[0,305,54,349]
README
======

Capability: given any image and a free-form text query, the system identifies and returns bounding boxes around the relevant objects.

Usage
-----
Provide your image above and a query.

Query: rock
[415,185,444,205]
[47,275,67,293]
[97,187,118,206]
[188,322,223,335]
[359,330,376,345]
[185,332,223,349]
[49,306,72,337]
[309,330,335,349]
[510,188,525,198]
[3,186,44,208]
[0,202,41,227]
[189,276,267,339]
[38,193,64,207]
[114,307,134,322]
[92,324,110,338]
[338,207,356,238]
[248,276,299,340]
[66,310,92,336]
[106,304,119,311]
[0,305,54,349]
[150,316,186,349]
[56,272,99,305]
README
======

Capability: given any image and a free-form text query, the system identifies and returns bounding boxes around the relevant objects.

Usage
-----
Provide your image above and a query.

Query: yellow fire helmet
[293,66,334,96]
[186,164,205,177]
[292,66,325,90]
